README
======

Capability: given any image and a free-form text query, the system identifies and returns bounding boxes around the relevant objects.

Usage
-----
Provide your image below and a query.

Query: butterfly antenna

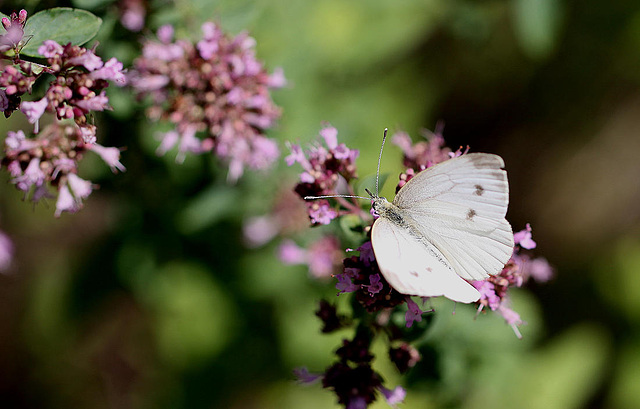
[375,128,388,196]
[304,194,370,200]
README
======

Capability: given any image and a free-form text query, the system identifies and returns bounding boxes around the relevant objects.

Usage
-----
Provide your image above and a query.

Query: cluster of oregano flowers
[0,9,126,217]
[129,22,285,181]
[281,125,553,408]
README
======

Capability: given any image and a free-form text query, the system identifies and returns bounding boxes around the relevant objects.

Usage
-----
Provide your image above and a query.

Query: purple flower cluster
[21,40,126,142]
[129,22,285,181]
[472,223,553,338]
[336,241,405,311]
[286,125,360,225]
[286,124,552,407]
[2,124,125,217]
[0,10,36,118]
[296,325,406,409]
[0,9,27,54]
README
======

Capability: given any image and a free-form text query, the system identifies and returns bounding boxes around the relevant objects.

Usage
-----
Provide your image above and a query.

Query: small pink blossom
[156,130,179,156]
[320,126,338,149]
[75,91,110,112]
[55,184,80,217]
[308,201,337,225]
[88,143,125,172]
[67,173,93,199]
[157,25,174,43]
[278,240,307,265]
[38,40,63,58]
[521,257,554,283]
[379,385,406,407]
[79,125,97,144]
[120,1,145,32]
[365,274,383,295]
[0,231,14,272]
[90,58,126,84]
[498,304,524,339]
[404,297,424,328]
[336,273,359,294]
[69,50,104,71]
[472,280,501,311]
[514,223,536,249]
[243,216,279,248]
[268,67,287,88]
[20,98,48,124]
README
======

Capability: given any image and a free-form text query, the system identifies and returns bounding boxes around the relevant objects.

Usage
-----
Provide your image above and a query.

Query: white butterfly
[306,130,514,303]
[369,152,514,303]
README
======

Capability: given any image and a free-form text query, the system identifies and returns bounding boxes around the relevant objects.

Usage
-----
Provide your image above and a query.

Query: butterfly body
[370,153,514,303]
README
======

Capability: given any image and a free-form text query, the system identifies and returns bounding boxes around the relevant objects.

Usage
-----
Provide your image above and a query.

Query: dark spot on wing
[410,271,419,277]
[466,209,476,220]
[474,184,484,196]
[426,267,432,272]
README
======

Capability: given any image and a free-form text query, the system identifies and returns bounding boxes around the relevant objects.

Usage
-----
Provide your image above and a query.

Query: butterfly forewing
[392,153,514,281]
[371,218,482,303]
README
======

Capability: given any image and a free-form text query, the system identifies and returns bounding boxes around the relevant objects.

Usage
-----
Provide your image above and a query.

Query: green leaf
[21,8,102,57]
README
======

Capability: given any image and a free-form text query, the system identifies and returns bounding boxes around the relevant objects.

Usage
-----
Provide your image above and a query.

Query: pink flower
[67,173,93,199]
[90,58,126,84]
[69,50,104,71]
[268,67,287,88]
[472,280,501,311]
[20,98,48,124]
[285,143,310,168]
[120,0,145,32]
[357,242,376,267]
[336,273,359,294]
[75,91,110,112]
[157,25,174,43]
[514,223,536,249]
[365,274,383,295]
[79,125,97,144]
[0,21,24,51]
[38,40,63,58]
[320,126,338,149]
[0,231,14,272]
[278,240,307,265]
[308,201,337,225]
[521,257,554,283]
[156,130,179,155]
[55,184,80,217]
[13,157,45,191]
[379,385,406,407]
[498,304,524,339]
[243,216,279,248]
[128,74,169,92]
[88,143,125,172]
[404,297,425,328]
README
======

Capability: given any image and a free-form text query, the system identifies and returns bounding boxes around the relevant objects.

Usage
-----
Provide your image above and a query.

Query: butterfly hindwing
[371,217,482,303]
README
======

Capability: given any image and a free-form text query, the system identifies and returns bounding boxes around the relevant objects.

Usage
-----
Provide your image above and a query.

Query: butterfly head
[365,188,391,217]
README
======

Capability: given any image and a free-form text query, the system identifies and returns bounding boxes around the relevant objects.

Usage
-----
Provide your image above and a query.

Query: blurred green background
[1,0,640,408]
